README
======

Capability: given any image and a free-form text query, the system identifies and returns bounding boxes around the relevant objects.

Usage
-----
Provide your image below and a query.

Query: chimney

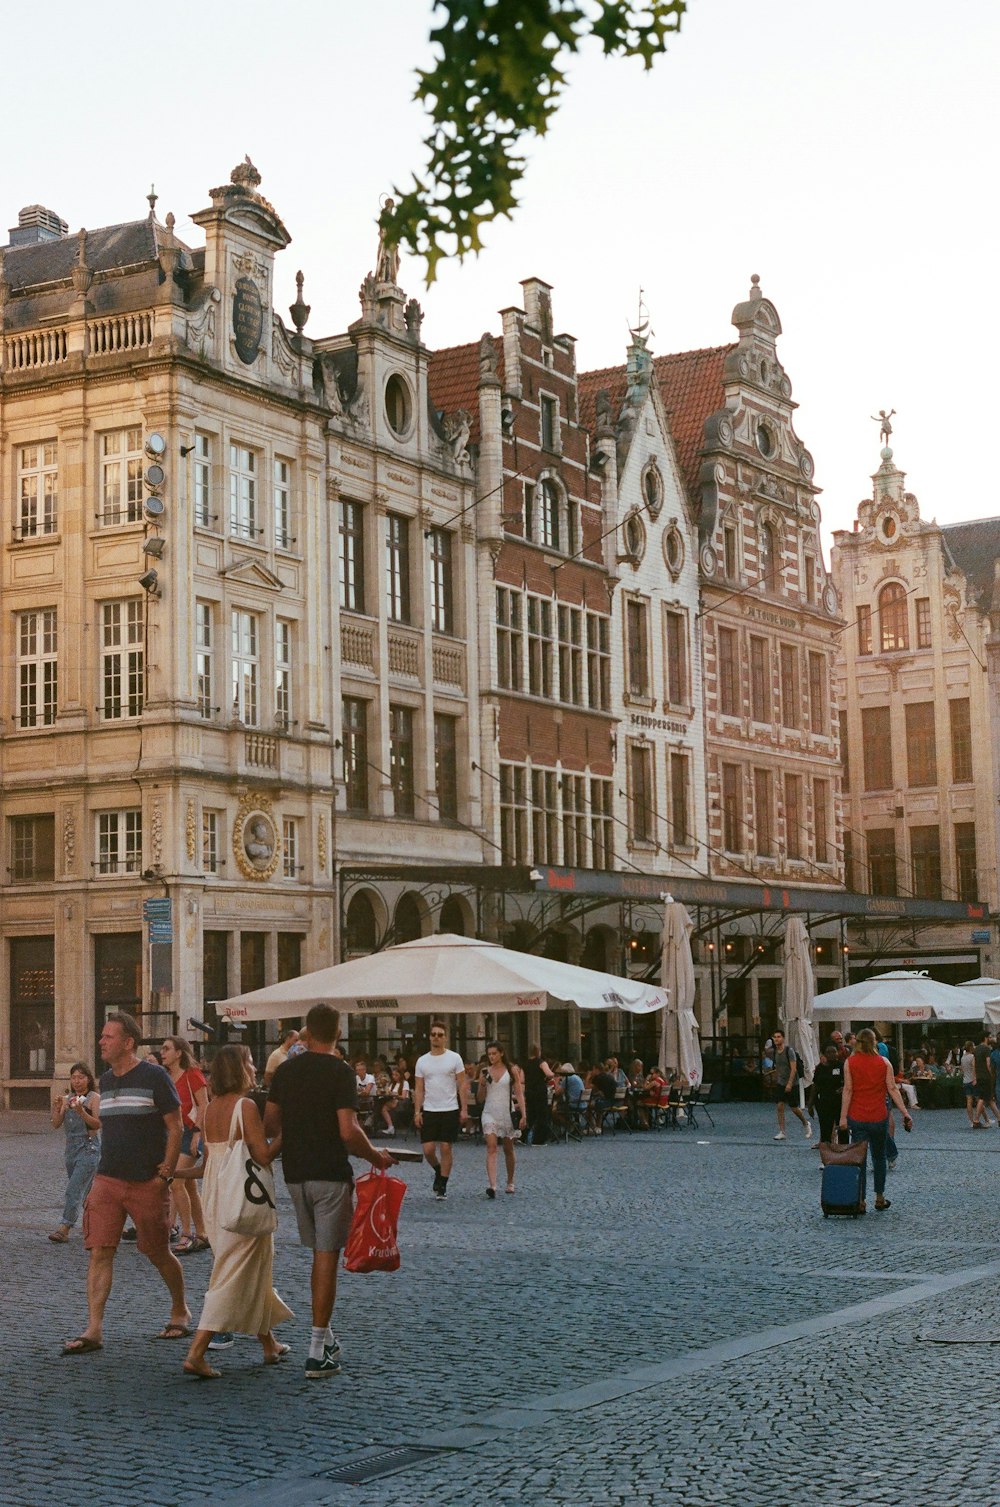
[8,205,68,247]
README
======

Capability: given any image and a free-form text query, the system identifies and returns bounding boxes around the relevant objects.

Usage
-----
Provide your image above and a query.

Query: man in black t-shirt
[807,1045,845,1145]
[266,1002,394,1379]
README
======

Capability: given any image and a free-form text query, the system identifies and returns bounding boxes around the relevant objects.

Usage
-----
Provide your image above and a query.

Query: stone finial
[231,156,262,191]
[147,183,158,214]
[404,297,423,338]
[289,270,310,333]
[749,272,761,298]
[165,211,176,237]
[595,389,615,437]
[72,229,92,295]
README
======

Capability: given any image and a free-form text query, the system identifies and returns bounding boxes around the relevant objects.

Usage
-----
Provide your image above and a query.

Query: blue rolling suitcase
[821,1159,866,1217]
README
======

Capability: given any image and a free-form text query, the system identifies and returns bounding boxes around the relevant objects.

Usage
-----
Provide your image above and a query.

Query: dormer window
[385,374,413,437]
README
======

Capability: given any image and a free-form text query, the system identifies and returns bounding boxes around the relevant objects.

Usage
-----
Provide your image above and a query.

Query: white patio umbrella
[659,901,701,1085]
[811,970,986,1023]
[218,933,669,1021]
[782,917,818,1097]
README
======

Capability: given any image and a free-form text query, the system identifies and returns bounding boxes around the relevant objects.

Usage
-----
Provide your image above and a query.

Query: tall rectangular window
[955,822,978,902]
[911,825,941,898]
[202,810,220,874]
[784,773,802,860]
[868,829,897,895]
[670,752,691,848]
[862,706,893,789]
[97,810,142,874]
[629,744,655,844]
[342,697,369,812]
[339,500,366,613]
[434,713,458,820]
[590,778,614,869]
[540,395,558,451]
[539,480,560,550]
[905,702,937,787]
[429,528,454,634]
[228,443,257,540]
[723,524,738,579]
[195,603,213,718]
[231,610,259,725]
[386,513,411,622]
[18,441,58,537]
[557,605,583,705]
[532,769,559,863]
[665,611,688,706]
[10,814,55,880]
[275,620,292,728]
[721,763,742,852]
[750,636,770,723]
[193,433,212,528]
[626,598,650,698]
[586,613,611,710]
[916,597,931,648]
[950,698,972,782]
[803,555,816,605]
[101,601,144,720]
[753,768,772,856]
[101,427,143,526]
[718,627,739,716]
[814,777,830,864]
[527,597,554,698]
[496,588,523,691]
[779,644,799,729]
[17,609,58,728]
[522,482,536,541]
[282,817,299,879]
[562,774,587,868]
[388,705,415,817]
[857,604,872,656]
[274,458,292,549]
[839,708,850,791]
[808,651,827,735]
[500,763,528,864]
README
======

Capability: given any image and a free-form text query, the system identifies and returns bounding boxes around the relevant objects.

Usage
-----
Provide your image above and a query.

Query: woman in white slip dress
[175,1045,293,1378]
[477,1041,527,1199]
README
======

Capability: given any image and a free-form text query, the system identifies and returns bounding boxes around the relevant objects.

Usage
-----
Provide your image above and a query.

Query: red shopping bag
[343,1170,407,1272]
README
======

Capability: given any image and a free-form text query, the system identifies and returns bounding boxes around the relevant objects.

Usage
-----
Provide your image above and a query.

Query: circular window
[642,464,663,516]
[384,374,413,436]
[755,423,774,458]
[663,526,684,575]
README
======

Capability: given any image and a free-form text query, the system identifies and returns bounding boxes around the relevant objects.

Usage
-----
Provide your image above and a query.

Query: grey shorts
[287,1180,354,1252]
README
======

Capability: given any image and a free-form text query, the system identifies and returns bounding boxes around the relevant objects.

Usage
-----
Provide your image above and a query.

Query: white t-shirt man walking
[414,1022,467,1199]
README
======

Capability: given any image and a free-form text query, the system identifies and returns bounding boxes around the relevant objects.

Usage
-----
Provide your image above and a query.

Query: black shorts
[420,1109,460,1144]
[779,1085,800,1104]
[976,1081,993,1102]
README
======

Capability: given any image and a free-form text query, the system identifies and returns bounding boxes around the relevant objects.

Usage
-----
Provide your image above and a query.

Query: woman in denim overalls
[48,1061,101,1243]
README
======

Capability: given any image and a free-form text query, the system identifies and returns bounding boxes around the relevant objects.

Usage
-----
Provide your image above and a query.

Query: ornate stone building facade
[831,445,997,979]
[0,166,482,1105]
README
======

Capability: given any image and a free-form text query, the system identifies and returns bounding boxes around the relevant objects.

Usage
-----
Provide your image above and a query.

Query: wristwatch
[158,1172,174,1185]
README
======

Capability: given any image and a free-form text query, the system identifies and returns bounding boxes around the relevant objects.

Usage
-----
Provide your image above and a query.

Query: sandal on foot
[48,1228,70,1243]
[154,1321,193,1340]
[506,1185,516,1195]
[183,1360,221,1379]
[62,1336,102,1355]
[186,1236,211,1253]
[875,1197,892,1211]
[263,1343,291,1365]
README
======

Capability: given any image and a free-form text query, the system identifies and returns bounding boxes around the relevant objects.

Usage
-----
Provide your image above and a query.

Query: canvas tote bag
[216,1096,278,1237]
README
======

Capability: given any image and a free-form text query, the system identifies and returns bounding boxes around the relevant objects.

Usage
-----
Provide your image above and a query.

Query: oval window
[642,465,663,515]
[755,423,773,458]
[385,374,412,436]
[623,512,645,560]
[664,527,684,574]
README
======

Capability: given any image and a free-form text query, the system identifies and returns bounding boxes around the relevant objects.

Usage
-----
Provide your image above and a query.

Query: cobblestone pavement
[5,1101,1000,1506]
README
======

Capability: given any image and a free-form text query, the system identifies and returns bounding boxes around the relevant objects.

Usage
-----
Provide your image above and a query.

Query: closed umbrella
[659,901,701,1085]
[218,933,669,1020]
[782,917,818,1102]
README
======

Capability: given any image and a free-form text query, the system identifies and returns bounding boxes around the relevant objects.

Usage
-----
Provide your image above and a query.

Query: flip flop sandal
[48,1230,70,1243]
[62,1336,102,1355]
[263,1344,291,1365]
[173,1236,195,1253]
[187,1236,211,1253]
[154,1322,193,1340]
[183,1361,221,1379]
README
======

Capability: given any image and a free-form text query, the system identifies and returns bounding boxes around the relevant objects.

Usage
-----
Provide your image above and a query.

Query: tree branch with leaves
[384,0,688,283]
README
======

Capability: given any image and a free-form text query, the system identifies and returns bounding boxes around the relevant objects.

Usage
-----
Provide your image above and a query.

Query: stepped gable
[3,219,190,293]
[942,517,1000,606]
[427,338,504,447]
[653,345,733,501]
[577,363,629,434]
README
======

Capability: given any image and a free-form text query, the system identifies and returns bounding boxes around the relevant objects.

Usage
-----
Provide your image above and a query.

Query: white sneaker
[804,1123,813,1140]
[773,1131,786,1140]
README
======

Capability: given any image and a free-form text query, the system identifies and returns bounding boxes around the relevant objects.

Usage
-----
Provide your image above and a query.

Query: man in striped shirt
[61,1012,190,1355]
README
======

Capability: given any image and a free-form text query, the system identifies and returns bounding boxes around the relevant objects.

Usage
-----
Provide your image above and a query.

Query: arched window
[345,893,378,954]
[759,522,779,591]
[439,896,466,936]
[879,582,908,652]
[394,892,424,943]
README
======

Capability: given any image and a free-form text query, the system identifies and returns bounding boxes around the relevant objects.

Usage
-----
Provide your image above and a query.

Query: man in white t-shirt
[263,1028,299,1087]
[414,1021,468,1199]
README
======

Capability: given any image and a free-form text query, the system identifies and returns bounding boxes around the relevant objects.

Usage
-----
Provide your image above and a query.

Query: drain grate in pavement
[319,1446,449,1483]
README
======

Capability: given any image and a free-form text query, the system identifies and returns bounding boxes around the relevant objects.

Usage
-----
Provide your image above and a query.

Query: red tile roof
[427,339,505,446]
[653,346,733,500]
[576,364,629,436]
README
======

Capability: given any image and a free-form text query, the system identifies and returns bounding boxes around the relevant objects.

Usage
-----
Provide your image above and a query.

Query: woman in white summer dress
[477,1040,527,1199]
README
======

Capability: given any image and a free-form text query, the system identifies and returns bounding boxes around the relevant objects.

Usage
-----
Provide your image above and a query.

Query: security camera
[501,405,514,432]
[138,568,159,592]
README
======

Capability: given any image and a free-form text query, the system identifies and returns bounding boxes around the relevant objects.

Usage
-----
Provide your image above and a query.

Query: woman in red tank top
[840,1028,913,1211]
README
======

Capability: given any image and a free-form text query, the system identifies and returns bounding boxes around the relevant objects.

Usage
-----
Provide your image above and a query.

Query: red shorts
[83,1173,171,1256]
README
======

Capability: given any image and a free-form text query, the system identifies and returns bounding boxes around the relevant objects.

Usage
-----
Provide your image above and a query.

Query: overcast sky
[7,0,996,555]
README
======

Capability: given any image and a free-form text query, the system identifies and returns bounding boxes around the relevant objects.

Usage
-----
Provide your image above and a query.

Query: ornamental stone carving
[233,792,280,882]
[317,815,327,872]
[151,799,163,865]
[186,800,196,863]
